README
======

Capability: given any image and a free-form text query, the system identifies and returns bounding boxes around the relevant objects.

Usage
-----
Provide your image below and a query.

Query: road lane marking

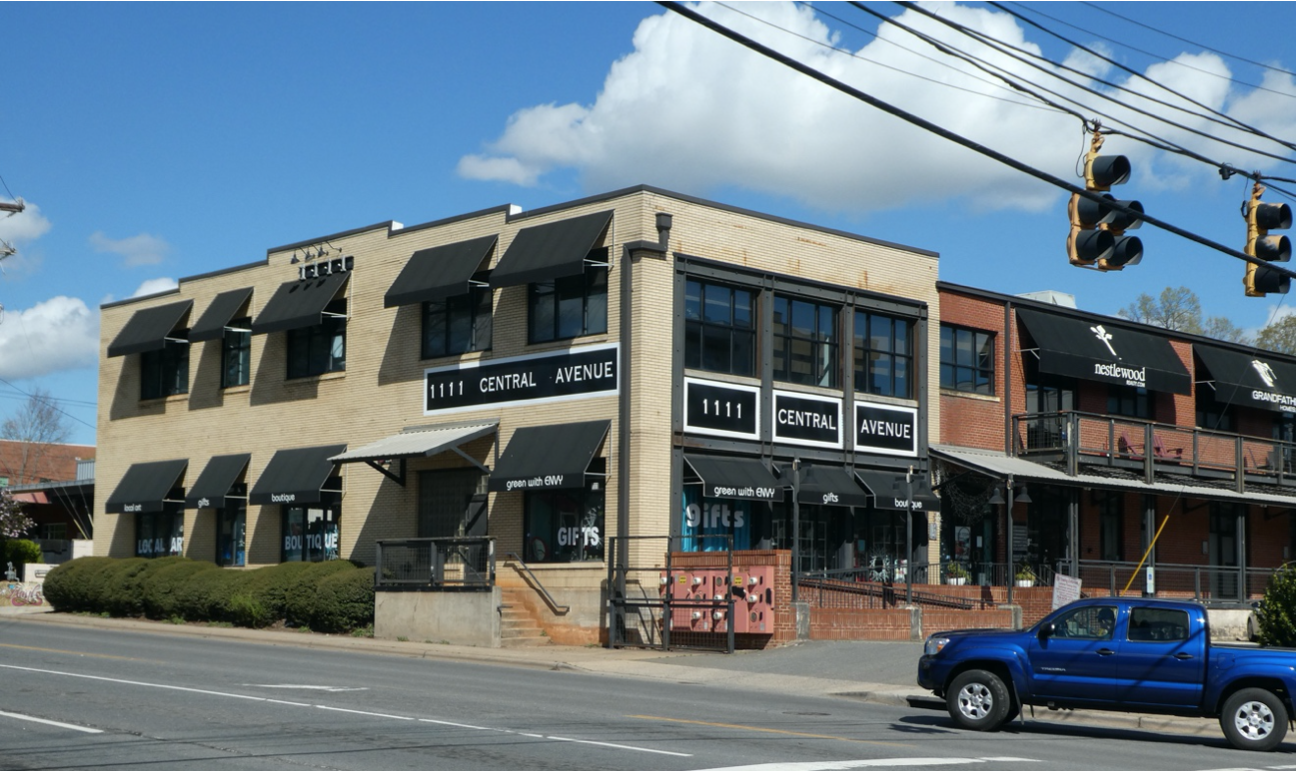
[247,684,368,692]
[697,756,1042,771]
[0,643,140,661]
[0,709,103,734]
[0,662,693,758]
[629,715,910,747]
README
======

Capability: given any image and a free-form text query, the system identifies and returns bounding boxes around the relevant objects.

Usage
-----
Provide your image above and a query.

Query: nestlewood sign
[425,343,619,414]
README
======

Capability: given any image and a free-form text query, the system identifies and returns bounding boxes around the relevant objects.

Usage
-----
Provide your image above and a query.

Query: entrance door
[1209,505,1239,601]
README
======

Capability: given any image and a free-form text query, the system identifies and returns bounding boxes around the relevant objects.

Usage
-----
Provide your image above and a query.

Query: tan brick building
[95,186,942,640]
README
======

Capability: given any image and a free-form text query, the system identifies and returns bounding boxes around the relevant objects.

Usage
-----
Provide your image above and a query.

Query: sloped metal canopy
[489,211,612,288]
[107,301,193,357]
[384,236,497,307]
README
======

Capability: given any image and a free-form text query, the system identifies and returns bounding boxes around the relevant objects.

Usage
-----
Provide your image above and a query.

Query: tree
[1255,313,1296,355]
[1255,563,1295,648]
[0,388,72,485]
[1117,286,1205,333]
[0,488,35,575]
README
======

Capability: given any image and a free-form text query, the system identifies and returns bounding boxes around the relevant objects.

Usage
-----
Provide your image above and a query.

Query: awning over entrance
[11,492,49,504]
[185,453,251,509]
[251,273,349,335]
[384,235,497,307]
[105,459,188,514]
[188,288,254,342]
[683,454,781,501]
[106,300,193,357]
[488,420,609,492]
[488,211,613,288]
[330,420,499,486]
[1195,344,1295,415]
[1016,308,1191,395]
[793,464,870,508]
[931,444,1294,507]
[855,469,941,511]
[249,444,347,506]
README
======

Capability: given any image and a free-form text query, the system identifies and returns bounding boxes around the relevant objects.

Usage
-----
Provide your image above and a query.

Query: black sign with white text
[683,377,760,440]
[855,401,918,457]
[425,344,618,414]
[772,390,843,449]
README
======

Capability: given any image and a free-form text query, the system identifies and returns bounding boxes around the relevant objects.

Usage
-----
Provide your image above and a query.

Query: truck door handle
[1096,648,1115,656]
[1174,652,1194,660]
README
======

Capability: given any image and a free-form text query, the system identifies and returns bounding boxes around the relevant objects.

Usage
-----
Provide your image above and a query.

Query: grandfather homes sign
[425,343,618,414]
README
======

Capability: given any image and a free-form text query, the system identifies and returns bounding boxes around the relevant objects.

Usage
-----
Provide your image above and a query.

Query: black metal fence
[374,536,495,591]
[607,535,735,653]
[1059,560,1276,603]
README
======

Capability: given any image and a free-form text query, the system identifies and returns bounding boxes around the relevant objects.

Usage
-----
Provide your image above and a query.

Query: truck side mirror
[1039,622,1056,639]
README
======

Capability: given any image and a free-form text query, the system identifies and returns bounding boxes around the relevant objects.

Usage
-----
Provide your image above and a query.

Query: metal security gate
[607,535,735,653]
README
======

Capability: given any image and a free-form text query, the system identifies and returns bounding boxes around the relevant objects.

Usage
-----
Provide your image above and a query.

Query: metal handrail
[504,552,570,614]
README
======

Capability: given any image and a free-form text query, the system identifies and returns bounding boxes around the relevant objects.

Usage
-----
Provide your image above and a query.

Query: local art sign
[425,343,618,414]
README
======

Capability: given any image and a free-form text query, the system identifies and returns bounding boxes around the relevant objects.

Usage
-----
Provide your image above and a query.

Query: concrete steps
[499,588,551,647]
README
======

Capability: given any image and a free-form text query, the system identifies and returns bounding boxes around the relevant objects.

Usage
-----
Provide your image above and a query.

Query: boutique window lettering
[282,506,340,562]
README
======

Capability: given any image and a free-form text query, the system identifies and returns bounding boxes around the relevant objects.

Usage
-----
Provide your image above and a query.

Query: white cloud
[0,200,52,245]
[131,277,179,298]
[0,296,98,380]
[457,2,1295,215]
[90,230,172,267]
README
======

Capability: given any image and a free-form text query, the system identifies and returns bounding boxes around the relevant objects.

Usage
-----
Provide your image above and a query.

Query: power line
[0,379,96,432]
[656,1,1296,282]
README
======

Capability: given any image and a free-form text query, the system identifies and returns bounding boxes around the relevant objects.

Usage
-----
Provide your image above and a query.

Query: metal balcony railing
[1012,411,1295,489]
[1061,560,1276,603]
[374,536,495,591]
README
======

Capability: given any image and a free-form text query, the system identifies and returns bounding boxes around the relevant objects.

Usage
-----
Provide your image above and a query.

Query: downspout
[616,213,673,615]
[1004,299,1013,456]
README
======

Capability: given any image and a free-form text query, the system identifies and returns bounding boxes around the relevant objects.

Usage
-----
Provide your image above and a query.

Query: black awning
[106,300,193,358]
[189,288,253,342]
[792,464,870,508]
[384,235,497,307]
[1017,308,1191,395]
[488,420,609,492]
[249,444,347,506]
[105,459,188,514]
[251,273,349,335]
[489,211,613,288]
[1195,345,1295,415]
[855,469,941,512]
[683,455,782,501]
[185,453,251,509]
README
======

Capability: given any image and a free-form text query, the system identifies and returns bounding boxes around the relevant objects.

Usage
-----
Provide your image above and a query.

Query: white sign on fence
[1052,573,1082,610]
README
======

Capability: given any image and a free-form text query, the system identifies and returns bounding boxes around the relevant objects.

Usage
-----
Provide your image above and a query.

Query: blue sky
[1,1,1293,447]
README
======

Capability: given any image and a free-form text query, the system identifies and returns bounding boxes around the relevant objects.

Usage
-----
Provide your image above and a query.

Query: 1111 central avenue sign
[425,343,619,414]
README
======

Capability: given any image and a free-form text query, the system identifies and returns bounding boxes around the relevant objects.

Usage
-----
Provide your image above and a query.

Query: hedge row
[42,556,374,634]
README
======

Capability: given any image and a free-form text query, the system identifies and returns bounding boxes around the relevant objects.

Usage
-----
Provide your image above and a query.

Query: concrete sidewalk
[0,605,1224,740]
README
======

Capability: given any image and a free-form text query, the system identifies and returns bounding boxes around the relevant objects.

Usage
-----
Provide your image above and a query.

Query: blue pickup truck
[917,597,1295,751]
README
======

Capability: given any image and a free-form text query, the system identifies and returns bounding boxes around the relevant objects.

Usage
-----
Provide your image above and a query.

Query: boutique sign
[772,390,843,450]
[425,343,618,414]
[855,401,918,457]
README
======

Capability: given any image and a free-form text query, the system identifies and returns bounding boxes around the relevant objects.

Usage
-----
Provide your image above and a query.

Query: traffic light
[1067,129,1143,271]
[1243,182,1292,297]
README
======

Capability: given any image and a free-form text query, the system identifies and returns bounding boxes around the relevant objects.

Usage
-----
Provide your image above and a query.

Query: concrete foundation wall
[376,588,502,648]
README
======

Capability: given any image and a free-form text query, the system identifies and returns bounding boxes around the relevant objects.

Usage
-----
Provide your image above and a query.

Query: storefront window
[287,300,347,378]
[282,505,340,562]
[217,502,246,567]
[135,507,184,558]
[423,288,492,359]
[680,485,755,552]
[1098,490,1123,562]
[1195,387,1233,432]
[222,318,251,388]
[939,324,994,395]
[523,482,604,563]
[854,312,912,398]
[141,341,190,400]
[773,295,839,388]
[684,279,756,376]
[1108,384,1153,419]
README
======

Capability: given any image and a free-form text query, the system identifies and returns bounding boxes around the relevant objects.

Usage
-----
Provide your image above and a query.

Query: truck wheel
[1220,688,1289,752]
[947,669,1009,731]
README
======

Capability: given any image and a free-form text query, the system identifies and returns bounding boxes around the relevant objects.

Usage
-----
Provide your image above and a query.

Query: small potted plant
[946,562,969,586]
[1015,563,1035,587]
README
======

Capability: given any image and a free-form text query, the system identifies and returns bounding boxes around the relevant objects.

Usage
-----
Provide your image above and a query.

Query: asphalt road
[0,618,1292,771]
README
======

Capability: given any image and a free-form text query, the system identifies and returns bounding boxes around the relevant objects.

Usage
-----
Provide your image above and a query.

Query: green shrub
[308,567,375,634]
[141,559,216,620]
[44,556,117,612]
[239,563,317,624]
[170,567,233,622]
[283,561,355,627]
[226,591,273,628]
[99,558,153,617]
[1256,563,1295,648]
[6,539,44,569]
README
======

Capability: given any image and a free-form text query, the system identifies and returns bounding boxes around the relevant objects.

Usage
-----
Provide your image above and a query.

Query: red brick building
[3,441,95,552]
[932,283,1294,605]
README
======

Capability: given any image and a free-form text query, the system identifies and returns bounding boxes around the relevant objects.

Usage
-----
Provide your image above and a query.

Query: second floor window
[1196,387,1233,432]
[684,279,756,376]
[529,262,608,344]
[287,300,346,379]
[423,288,492,359]
[774,295,839,388]
[1108,384,1153,419]
[222,317,251,388]
[855,312,912,398]
[141,341,189,400]
[940,325,994,395]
